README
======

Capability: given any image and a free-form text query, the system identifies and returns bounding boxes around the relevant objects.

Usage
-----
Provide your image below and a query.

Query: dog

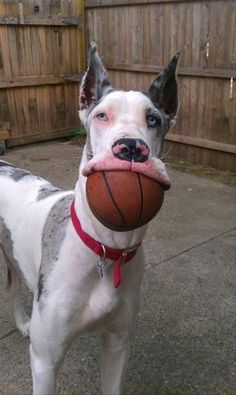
[0,43,179,395]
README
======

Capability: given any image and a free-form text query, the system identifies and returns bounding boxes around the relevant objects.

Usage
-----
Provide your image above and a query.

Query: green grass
[71,126,86,138]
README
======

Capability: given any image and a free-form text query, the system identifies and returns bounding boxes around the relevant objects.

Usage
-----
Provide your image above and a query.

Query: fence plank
[86,0,202,7]
[166,134,236,155]
[0,15,83,27]
[106,64,236,79]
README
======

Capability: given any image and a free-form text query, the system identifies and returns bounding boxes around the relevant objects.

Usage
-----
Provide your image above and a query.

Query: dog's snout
[112,138,150,163]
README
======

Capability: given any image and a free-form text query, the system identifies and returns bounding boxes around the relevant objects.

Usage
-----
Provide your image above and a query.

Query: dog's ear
[79,42,112,111]
[148,52,180,124]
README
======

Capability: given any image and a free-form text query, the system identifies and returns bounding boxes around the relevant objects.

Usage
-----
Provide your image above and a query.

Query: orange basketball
[86,171,164,231]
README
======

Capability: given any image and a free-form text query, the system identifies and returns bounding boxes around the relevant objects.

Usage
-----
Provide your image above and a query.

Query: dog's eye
[96,112,108,122]
[147,114,161,128]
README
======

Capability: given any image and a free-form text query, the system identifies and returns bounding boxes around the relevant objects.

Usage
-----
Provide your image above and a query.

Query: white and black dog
[0,43,179,395]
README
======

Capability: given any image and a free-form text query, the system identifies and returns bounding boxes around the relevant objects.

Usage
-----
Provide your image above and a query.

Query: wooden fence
[0,0,84,147]
[85,0,236,170]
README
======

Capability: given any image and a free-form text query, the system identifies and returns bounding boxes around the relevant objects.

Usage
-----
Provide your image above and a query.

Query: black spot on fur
[38,193,74,309]
[11,169,31,181]
[0,161,15,168]
[7,267,12,288]
[38,274,44,301]
[0,163,32,181]
[37,184,61,201]
[0,219,24,280]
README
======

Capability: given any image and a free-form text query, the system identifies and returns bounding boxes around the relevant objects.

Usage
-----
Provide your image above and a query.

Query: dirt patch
[69,135,86,148]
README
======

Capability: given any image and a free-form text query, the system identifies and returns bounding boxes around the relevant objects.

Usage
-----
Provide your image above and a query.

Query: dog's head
[79,42,179,190]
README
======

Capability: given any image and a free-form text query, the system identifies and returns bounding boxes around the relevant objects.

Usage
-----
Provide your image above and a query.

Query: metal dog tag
[97,259,105,278]
[97,244,107,278]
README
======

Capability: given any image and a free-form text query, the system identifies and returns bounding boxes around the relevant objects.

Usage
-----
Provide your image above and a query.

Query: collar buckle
[122,244,140,257]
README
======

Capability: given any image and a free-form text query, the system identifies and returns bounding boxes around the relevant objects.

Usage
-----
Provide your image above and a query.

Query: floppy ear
[148,52,180,123]
[79,42,113,112]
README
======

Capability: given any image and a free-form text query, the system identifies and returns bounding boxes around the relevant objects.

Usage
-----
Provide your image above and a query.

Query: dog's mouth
[82,154,171,190]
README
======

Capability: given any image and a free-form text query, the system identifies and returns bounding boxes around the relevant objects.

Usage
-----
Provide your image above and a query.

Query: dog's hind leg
[2,247,30,337]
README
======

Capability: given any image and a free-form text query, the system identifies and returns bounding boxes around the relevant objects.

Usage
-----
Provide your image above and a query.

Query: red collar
[70,200,140,288]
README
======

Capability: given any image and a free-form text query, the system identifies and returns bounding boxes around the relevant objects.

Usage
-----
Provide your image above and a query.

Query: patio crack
[0,328,18,341]
[149,226,236,269]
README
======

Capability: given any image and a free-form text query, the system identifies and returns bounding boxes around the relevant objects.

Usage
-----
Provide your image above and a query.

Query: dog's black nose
[112,138,150,162]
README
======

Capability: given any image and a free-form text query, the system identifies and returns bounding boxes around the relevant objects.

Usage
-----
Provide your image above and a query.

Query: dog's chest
[77,264,123,330]
[44,238,123,332]
[80,278,123,332]
[89,272,119,311]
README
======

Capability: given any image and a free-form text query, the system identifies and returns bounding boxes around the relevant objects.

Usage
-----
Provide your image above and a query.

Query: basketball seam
[102,171,126,229]
[88,200,123,230]
[137,173,144,227]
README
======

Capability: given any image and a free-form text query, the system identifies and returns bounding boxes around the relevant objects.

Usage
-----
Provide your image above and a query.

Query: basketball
[86,170,164,231]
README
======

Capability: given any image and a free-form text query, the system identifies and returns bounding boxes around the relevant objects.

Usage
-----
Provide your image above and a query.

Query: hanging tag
[97,244,107,278]
[97,259,105,278]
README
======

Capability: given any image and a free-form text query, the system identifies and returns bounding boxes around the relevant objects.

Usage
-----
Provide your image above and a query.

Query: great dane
[0,43,179,395]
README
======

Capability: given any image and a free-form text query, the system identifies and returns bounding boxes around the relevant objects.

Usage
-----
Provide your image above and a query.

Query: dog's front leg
[30,343,57,395]
[101,330,130,395]
[100,253,144,395]
[29,302,73,395]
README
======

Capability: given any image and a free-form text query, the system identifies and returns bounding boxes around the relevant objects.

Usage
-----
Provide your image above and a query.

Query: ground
[166,156,236,187]
[0,140,235,395]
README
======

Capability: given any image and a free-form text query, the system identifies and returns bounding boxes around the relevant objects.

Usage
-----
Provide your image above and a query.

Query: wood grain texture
[0,0,84,145]
[86,0,199,7]
[0,15,82,26]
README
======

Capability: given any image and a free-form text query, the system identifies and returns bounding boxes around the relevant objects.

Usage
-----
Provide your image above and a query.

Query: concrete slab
[144,168,235,268]
[0,141,235,394]
[130,229,235,395]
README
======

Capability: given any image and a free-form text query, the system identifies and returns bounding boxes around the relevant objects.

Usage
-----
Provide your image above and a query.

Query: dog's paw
[16,318,31,338]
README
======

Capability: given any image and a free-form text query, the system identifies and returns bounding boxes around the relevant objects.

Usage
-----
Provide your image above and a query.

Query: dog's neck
[73,147,147,249]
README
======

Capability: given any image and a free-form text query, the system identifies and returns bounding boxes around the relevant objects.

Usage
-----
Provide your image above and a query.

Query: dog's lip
[82,156,171,190]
